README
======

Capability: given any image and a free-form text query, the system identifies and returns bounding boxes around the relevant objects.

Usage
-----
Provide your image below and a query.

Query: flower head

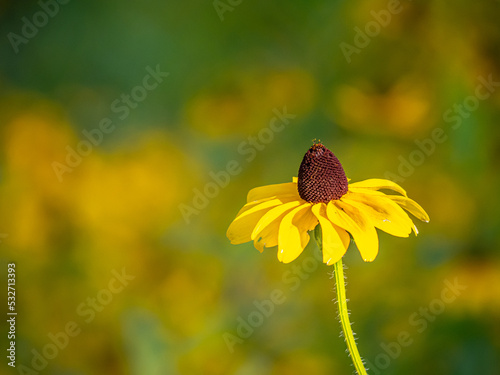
[227,143,429,265]
[298,143,348,202]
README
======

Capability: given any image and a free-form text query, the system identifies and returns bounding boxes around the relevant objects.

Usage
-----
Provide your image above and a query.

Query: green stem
[334,258,367,375]
[314,226,367,375]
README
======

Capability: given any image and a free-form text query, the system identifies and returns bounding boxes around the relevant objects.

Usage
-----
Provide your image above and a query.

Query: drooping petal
[342,192,414,237]
[255,202,317,253]
[388,195,430,222]
[278,204,314,263]
[227,200,281,244]
[349,179,408,197]
[247,182,299,202]
[253,217,280,252]
[251,201,301,240]
[312,203,347,265]
[298,207,320,251]
[298,204,319,232]
[335,225,351,250]
[327,200,379,262]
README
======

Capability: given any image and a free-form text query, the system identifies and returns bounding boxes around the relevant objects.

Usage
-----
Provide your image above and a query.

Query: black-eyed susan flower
[227,143,429,265]
[227,142,429,375]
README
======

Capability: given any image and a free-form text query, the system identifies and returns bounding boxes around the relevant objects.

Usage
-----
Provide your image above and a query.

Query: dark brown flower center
[297,143,348,203]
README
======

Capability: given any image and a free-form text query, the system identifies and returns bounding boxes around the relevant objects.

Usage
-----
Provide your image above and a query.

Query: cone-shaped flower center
[297,143,348,203]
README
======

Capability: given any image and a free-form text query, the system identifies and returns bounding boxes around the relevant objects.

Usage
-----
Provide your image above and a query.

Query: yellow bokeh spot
[331,78,430,137]
[186,68,316,137]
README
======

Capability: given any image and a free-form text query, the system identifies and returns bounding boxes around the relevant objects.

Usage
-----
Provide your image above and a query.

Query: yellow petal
[298,204,319,232]
[296,204,320,255]
[247,182,299,202]
[251,201,301,240]
[336,225,351,250]
[349,179,408,197]
[253,217,280,252]
[227,200,279,244]
[327,200,379,262]
[253,201,310,252]
[312,203,347,265]
[233,198,283,222]
[255,204,316,254]
[388,195,430,222]
[348,187,385,196]
[342,192,414,237]
[278,204,314,263]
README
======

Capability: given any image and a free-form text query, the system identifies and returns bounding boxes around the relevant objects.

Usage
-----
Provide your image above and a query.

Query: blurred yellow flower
[227,143,429,265]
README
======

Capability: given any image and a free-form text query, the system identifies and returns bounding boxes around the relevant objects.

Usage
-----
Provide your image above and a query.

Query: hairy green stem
[314,226,367,375]
[333,258,367,375]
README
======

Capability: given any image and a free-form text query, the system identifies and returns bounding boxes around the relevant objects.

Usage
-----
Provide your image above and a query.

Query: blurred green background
[1,0,500,374]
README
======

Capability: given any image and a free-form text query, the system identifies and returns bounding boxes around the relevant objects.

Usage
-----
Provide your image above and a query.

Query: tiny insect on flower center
[297,143,349,203]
